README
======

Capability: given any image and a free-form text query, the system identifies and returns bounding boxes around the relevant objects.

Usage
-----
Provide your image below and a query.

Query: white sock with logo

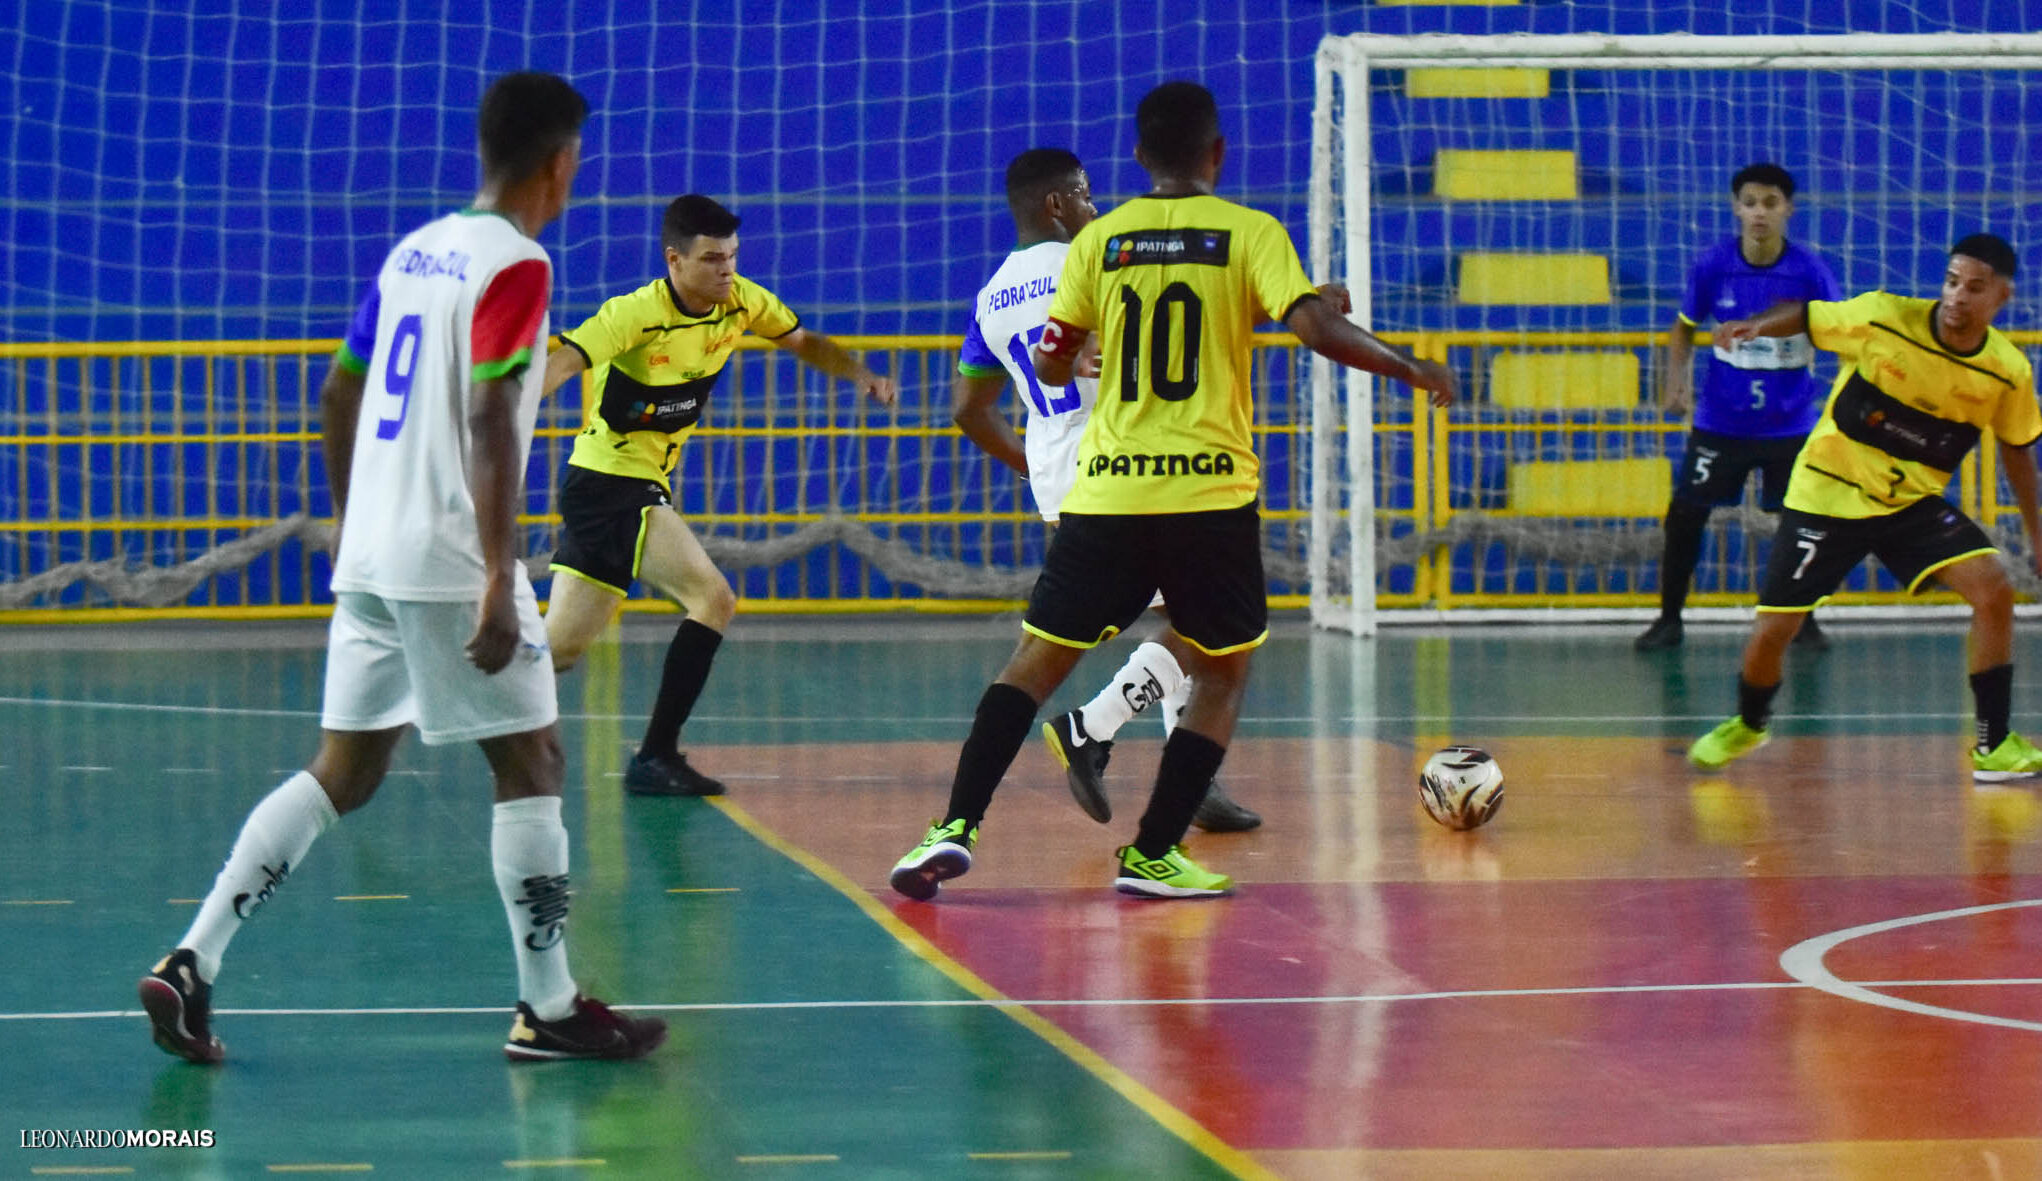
[492,796,578,1021]
[179,771,339,983]
[1159,675,1191,739]
[1077,641,1185,743]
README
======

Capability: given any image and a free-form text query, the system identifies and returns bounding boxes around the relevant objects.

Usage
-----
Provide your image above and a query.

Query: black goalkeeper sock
[1657,500,1710,616]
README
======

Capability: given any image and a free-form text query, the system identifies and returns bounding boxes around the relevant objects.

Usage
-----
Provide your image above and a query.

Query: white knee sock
[1159,675,1192,739]
[1077,641,1185,742]
[179,771,339,982]
[492,796,578,1021]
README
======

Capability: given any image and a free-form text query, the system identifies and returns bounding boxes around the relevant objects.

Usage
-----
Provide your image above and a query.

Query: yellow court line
[332,895,408,902]
[705,796,1276,1181]
[968,1150,1073,1161]
[4,899,74,906]
[665,887,741,894]
[503,1160,607,1169]
[30,1169,135,1177]
[735,1156,838,1165]
[266,1167,374,1174]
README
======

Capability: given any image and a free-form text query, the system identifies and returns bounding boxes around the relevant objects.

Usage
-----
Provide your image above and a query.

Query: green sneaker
[890,819,977,901]
[1113,845,1234,899]
[1688,716,1769,770]
[1972,732,2042,782]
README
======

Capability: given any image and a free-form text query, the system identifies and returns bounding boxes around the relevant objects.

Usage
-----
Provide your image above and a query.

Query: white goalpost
[1309,32,2042,636]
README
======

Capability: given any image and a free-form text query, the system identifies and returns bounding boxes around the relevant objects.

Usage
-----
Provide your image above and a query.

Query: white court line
[13,976,2042,1022]
[0,693,1992,728]
[1779,899,2042,1032]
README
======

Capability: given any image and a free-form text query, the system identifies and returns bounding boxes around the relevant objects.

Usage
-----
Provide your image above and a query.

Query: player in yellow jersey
[891,82,1457,900]
[1688,234,2042,781]
[543,194,896,796]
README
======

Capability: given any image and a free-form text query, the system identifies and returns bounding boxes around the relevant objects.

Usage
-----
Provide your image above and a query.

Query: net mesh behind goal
[1311,33,2042,633]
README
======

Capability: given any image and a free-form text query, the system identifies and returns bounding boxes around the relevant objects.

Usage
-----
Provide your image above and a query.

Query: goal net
[1310,33,2042,635]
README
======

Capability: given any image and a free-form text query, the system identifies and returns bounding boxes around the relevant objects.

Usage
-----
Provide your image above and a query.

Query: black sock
[1972,664,2013,751]
[1133,729,1228,859]
[638,619,724,761]
[1658,501,1709,616]
[943,682,1039,827]
[1737,677,1780,731]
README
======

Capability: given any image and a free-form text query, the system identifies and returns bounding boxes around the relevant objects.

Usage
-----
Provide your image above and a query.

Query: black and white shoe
[1042,711,1113,823]
[505,994,667,1061]
[139,948,224,1064]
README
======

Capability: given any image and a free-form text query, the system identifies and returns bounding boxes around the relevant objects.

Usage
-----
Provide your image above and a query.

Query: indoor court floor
[5,612,2041,1179]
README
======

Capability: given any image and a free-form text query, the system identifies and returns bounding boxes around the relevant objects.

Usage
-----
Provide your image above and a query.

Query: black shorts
[549,465,671,596]
[1758,497,1998,611]
[1673,429,1803,511]
[1023,502,1268,655]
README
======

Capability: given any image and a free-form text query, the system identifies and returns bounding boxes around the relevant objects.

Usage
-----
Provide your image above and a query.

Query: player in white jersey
[953,148,1260,834]
[140,73,664,1065]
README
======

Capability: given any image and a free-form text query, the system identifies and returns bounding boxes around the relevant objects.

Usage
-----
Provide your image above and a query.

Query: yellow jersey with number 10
[1047,193,1319,516]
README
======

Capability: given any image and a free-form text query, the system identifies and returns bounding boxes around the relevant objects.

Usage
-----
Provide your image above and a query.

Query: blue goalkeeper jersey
[1679,237,1843,438]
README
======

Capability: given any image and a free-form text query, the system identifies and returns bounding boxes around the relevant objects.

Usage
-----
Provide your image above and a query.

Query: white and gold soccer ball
[1418,746,1504,831]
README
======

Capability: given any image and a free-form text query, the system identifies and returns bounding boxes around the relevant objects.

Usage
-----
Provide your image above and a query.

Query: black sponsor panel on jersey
[598,368,718,435]
[1830,373,1979,470]
[1101,229,1231,272]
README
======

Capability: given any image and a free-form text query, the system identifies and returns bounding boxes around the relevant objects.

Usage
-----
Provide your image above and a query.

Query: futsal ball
[1417,746,1504,831]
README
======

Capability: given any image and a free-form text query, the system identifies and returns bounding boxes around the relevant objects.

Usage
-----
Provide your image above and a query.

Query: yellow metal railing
[4,329,2036,619]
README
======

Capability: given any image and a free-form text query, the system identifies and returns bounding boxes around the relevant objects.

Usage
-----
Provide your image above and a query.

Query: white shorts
[1025,408,1088,523]
[321,583,557,746]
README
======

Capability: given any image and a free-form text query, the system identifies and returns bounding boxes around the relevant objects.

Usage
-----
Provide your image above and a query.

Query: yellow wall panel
[1489,351,1640,409]
[1406,68,1549,98]
[1509,458,1670,517]
[1435,150,1577,200]
[1458,253,1610,305]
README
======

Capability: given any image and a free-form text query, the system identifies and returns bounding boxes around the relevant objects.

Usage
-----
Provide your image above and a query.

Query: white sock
[179,771,338,982]
[1077,641,1185,742]
[1159,675,1191,739]
[492,796,578,1021]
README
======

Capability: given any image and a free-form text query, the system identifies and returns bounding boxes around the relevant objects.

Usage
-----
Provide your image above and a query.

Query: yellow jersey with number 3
[1047,193,1319,515]
[1789,291,2039,518]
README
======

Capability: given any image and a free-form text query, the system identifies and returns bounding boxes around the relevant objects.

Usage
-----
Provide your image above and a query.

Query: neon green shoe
[890,819,977,901]
[1972,731,2042,782]
[1688,716,1769,770]
[1113,845,1234,899]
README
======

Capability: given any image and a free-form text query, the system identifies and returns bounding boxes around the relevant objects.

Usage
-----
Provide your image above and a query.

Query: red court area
[727,731,2042,1177]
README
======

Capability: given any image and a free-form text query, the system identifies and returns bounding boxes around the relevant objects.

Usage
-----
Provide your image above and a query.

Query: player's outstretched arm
[951,371,1028,477]
[1713,301,1809,348]
[317,364,369,533]
[465,374,526,675]
[1285,294,1458,407]
[774,327,898,406]
[1998,439,2042,578]
[542,341,589,397]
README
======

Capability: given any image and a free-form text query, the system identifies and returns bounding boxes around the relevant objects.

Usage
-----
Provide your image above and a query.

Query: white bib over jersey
[959,240,1098,520]
[331,210,550,601]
